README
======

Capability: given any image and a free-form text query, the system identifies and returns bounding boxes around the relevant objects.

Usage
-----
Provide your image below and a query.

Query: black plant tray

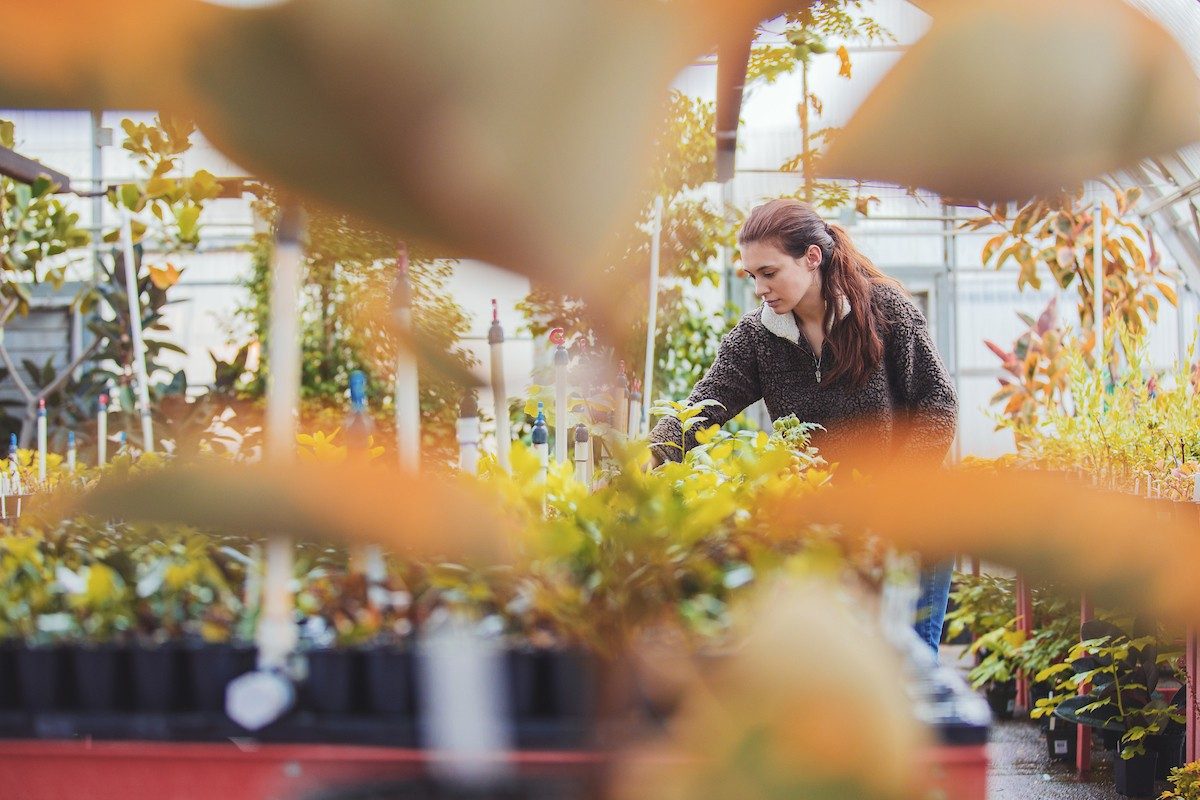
[0,709,595,750]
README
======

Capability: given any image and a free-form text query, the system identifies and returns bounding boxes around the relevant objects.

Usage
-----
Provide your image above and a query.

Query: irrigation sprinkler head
[99,393,108,409]
[349,369,367,409]
[531,402,549,445]
[574,423,589,444]
[487,299,504,344]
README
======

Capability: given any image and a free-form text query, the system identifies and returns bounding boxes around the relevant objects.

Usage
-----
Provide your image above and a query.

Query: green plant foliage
[745,4,892,212]
[1162,760,1200,800]
[238,196,476,466]
[0,118,90,313]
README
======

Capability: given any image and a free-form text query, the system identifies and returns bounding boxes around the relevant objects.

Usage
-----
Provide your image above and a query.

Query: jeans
[914,561,953,653]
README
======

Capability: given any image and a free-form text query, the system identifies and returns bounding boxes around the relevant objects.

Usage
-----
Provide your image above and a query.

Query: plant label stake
[488,300,511,472]
[614,361,629,439]
[118,204,155,453]
[573,423,590,488]
[97,393,108,467]
[66,431,76,474]
[551,328,568,465]
[457,393,481,475]
[392,243,421,473]
[532,401,549,485]
[36,398,46,484]
[8,434,21,517]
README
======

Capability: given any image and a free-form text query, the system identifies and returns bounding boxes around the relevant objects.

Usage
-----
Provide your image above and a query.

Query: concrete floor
[987,719,1126,800]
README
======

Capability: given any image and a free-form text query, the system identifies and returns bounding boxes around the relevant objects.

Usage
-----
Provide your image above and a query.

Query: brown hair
[738,199,898,389]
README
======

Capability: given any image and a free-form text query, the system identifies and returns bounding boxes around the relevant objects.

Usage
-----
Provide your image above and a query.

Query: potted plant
[1040,618,1184,797]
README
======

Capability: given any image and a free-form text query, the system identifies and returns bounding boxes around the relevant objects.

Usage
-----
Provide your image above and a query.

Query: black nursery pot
[72,644,127,712]
[187,642,257,713]
[508,648,595,722]
[131,642,184,713]
[364,645,413,717]
[1150,733,1185,781]
[0,640,16,710]
[1045,715,1076,762]
[1114,750,1158,798]
[984,680,1016,720]
[16,644,68,712]
[305,648,362,715]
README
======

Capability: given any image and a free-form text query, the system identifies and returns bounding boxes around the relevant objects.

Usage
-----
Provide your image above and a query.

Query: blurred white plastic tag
[418,613,514,786]
[226,670,295,731]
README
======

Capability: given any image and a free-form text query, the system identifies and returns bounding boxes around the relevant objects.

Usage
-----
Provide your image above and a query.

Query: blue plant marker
[67,431,75,448]
[8,433,16,458]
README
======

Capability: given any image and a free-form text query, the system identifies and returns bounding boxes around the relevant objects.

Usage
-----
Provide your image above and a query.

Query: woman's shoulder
[869,280,927,328]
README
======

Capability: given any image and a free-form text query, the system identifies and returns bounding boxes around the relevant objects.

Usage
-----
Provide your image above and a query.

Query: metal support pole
[642,196,663,430]
[552,329,568,465]
[393,244,420,473]
[488,301,510,472]
[1077,592,1095,779]
[457,394,481,475]
[258,205,303,671]
[118,206,155,453]
[1093,199,1104,363]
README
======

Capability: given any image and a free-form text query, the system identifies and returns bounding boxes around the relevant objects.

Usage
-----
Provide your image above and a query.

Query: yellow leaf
[695,424,719,444]
[148,262,183,290]
[836,45,852,79]
[1155,280,1178,307]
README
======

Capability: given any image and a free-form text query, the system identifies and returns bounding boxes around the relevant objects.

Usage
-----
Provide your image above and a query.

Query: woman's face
[740,240,822,315]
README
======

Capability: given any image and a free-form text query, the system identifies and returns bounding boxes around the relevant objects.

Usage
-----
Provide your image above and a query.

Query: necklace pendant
[815,367,822,384]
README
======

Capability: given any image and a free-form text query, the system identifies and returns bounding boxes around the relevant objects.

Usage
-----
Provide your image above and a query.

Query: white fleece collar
[759,295,852,344]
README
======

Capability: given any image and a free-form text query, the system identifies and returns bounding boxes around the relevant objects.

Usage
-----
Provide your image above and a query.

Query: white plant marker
[66,431,76,474]
[118,205,155,453]
[551,328,568,465]
[36,399,46,484]
[488,300,511,472]
[97,393,108,467]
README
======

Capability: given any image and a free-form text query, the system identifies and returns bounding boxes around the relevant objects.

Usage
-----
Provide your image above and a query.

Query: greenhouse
[0,1,1199,799]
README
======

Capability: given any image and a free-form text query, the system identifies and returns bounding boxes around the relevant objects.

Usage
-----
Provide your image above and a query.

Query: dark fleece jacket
[649,282,958,469]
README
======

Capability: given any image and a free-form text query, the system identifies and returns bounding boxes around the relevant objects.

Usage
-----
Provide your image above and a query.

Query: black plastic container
[1114,750,1158,798]
[508,648,596,723]
[1150,733,1184,781]
[305,648,361,714]
[0,640,16,710]
[16,644,68,712]
[364,645,413,717]
[187,642,257,713]
[71,644,126,712]
[1045,715,1076,761]
[984,680,1016,720]
[130,642,184,712]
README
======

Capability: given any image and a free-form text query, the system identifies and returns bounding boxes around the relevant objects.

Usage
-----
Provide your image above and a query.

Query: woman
[648,198,958,652]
